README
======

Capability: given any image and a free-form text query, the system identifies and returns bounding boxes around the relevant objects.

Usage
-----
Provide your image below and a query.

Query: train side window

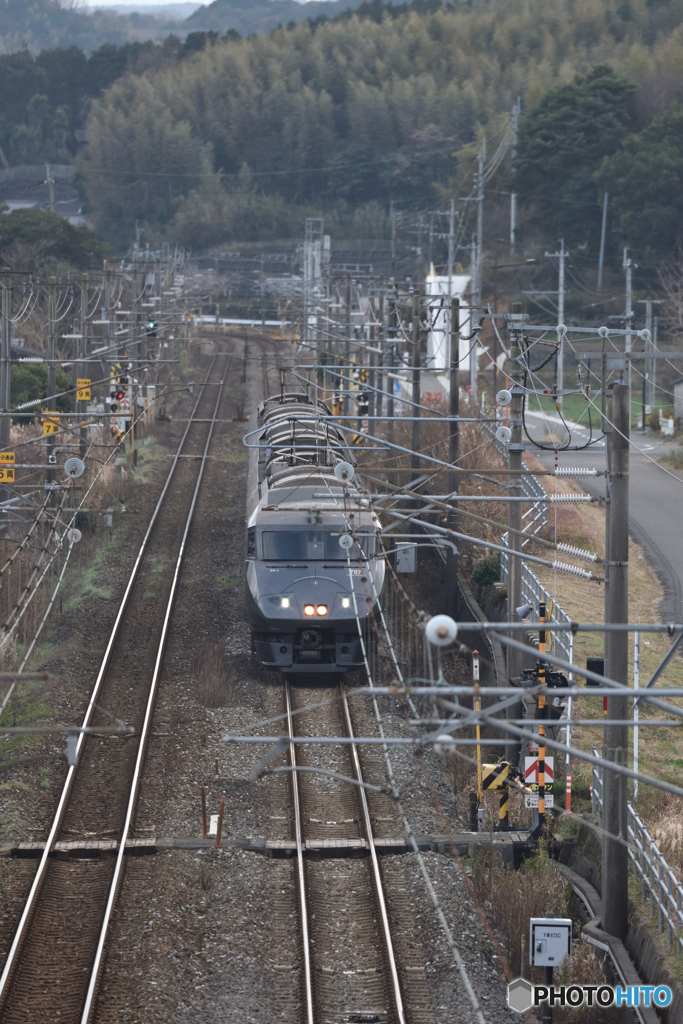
[247,527,256,558]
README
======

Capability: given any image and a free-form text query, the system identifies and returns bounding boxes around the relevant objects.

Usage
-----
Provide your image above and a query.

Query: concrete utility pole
[47,277,57,498]
[411,291,421,481]
[1,269,11,524]
[446,297,460,616]
[597,193,608,291]
[637,299,663,430]
[506,308,526,765]
[79,273,88,456]
[376,278,384,421]
[476,140,486,308]
[447,199,455,298]
[623,248,633,395]
[387,284,397,460]
[602,382,630,940]
[510,97,520,254]
[544,240,566,409]
[344,272,352,417]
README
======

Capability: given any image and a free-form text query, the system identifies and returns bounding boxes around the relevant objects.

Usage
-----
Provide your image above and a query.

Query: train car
[244,390,384,675]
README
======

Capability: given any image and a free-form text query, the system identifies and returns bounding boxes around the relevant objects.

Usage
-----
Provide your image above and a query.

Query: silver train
[245,391,384,675]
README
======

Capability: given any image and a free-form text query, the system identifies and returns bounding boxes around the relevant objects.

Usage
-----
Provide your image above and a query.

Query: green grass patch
[214,573,237,591]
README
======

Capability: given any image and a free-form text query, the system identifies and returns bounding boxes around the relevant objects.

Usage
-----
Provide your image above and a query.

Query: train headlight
[341,597,351,609]
[316,605,328,616]
[304,604,315,616]
[281,597,290,608]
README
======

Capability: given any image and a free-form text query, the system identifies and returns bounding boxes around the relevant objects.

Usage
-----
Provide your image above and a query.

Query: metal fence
[481,409,572,665]
[591,748,683,955]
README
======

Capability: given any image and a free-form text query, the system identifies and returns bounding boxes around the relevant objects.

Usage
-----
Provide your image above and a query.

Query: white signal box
[395,542,416,573]
[530,918,572,966]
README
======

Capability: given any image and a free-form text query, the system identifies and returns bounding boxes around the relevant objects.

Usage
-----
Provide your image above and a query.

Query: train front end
[246,507,384,674]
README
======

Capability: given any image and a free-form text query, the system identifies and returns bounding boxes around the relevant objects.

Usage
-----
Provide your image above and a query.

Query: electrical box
[395,543,416,573]
[530,918,572,966]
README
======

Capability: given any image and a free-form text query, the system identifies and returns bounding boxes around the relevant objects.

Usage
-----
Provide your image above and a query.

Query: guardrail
[592,748,683,955]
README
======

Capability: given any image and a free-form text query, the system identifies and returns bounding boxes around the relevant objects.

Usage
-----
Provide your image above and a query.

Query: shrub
[470,555,501,588]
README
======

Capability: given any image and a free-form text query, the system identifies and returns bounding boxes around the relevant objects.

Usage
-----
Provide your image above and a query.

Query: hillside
[185,0,363,34]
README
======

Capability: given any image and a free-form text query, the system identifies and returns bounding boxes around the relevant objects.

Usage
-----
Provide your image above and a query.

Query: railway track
[285,679,433,1024]
[0,347,231,1024]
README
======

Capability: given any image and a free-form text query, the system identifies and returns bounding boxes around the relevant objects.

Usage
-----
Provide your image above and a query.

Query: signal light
[303,605,315,616]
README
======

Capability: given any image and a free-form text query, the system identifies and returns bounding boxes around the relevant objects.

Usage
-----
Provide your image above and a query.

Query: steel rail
[284,678,315,1024]
[0,351,225,1010]
[339,682,407,1024]
[81,350,230,1022]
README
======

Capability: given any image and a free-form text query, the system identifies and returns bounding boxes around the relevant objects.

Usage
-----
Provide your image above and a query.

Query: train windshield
[262,530,375,560]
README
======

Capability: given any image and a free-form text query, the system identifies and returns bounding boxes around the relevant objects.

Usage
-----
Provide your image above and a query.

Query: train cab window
[247,527,256,558]
[262,530,375,561]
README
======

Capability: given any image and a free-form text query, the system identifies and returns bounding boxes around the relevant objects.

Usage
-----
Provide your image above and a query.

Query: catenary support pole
[446,297,460,616]
[411,291,421,480]
[506,309,525,765]
[602,381,630,940]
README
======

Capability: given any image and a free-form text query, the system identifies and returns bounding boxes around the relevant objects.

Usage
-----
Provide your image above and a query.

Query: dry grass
[471,846,616,1021]
[194,644,234,707]
[651,808,683,873]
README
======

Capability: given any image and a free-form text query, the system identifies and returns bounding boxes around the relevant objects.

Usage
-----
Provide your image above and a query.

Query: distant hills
[0,0,366,54]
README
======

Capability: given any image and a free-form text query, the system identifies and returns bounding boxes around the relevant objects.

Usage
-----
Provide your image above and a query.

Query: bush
[470,555,501,588]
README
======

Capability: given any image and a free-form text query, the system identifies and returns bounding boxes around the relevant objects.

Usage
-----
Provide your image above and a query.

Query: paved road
[526,409,683,623]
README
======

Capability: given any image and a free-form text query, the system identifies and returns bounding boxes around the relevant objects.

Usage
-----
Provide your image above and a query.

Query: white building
[424,268,476,371]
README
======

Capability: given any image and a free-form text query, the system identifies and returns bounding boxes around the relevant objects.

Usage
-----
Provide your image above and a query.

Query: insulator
[554,467,597,477]
[556,542,598,563]
[552,560,594,580]
[547,494,592,503]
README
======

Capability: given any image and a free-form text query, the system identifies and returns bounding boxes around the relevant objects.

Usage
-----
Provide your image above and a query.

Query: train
[244,390,384,675]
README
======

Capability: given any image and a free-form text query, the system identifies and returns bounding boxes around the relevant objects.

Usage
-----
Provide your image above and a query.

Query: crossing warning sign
[524,756,554,808]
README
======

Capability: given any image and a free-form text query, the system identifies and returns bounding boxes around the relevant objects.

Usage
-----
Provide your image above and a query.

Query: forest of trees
[72,0,683,260]
[3,0,683,270]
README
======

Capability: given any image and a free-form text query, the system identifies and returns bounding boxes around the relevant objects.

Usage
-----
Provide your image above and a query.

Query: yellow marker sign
[0,452,15,464]
[77,379,91,402]
[43,413,60,436]
[77,378,90,388]
[0,468,15,483]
